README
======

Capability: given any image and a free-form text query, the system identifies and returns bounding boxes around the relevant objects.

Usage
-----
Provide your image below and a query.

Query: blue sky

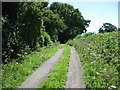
[48,0,119,33]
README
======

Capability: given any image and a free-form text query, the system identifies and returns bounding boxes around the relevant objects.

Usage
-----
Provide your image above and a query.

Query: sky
[48,0,119,33]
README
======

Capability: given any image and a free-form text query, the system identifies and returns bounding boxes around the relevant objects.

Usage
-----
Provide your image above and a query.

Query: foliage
[2,2,90,64]
[99,23,117,33]
[50,2,90,43]
[2,2,51,64]
[81,32,95,38]
[39,44,70,88]
[2,44,59,88]
[43,32,53,46]
[74,34,81,39]
[42,8,67,42]
[67,32,119,88]
[74,32,95,39]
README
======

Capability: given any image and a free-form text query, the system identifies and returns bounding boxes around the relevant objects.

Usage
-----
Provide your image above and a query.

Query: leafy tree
[2,2,90,64]
[42,8,67,42]
[2,2,50,63]
[99,23,117,33]
[50,2,90,43]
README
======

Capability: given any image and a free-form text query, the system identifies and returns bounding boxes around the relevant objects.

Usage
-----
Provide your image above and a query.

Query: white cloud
[87,19,118,33]
[86,19,104,33]
[86,19,118,33]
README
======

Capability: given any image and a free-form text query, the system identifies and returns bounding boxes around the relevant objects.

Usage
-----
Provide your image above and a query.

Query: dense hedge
[2,2,51,64]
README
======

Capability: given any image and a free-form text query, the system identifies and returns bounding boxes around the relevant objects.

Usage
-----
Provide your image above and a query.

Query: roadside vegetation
[2,2,90,64]
[74,32,95,40]
[39,44,70,88]
[2,44,59,88]
[67,32,119,88]
[2,1,119,89]
[2,1,89,89]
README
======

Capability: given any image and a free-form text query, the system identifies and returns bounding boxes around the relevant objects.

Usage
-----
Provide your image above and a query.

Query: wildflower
[110,86,117,88]
[96,72,100,75]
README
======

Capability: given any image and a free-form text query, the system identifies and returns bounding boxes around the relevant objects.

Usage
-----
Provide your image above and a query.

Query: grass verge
[39,44,70,88]
[2,43,60,88]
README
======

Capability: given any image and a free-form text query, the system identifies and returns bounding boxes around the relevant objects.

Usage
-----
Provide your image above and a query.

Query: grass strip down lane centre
[39,44,70,88]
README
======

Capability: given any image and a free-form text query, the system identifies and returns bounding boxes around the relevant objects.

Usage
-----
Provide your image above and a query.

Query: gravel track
[65,46,86,88]
[17,46,64,88]
[16,45,85,88]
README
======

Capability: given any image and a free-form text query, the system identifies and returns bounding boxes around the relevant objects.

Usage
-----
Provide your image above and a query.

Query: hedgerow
[67,32,119,88]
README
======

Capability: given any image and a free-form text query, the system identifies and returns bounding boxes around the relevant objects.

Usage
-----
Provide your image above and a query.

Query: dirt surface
[65,46,86,88]
[17,46,64,88]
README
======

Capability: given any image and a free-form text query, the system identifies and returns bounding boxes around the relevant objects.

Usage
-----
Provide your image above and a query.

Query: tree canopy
[99,23,117,33]
[50,2,90,43]
[2,2,90,63]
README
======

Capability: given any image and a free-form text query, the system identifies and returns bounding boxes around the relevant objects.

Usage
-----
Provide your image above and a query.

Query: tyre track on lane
[17,46,64,88]
[65,46,86,88]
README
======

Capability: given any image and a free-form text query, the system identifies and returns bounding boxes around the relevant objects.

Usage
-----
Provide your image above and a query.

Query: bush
[67,32,119,88]
[74,34,81,39]
[44,32,53,46]
[81,32,95,38]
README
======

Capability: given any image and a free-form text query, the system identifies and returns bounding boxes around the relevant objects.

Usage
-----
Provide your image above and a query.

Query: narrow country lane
[17,46,64,88]
[65,46,86,88]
